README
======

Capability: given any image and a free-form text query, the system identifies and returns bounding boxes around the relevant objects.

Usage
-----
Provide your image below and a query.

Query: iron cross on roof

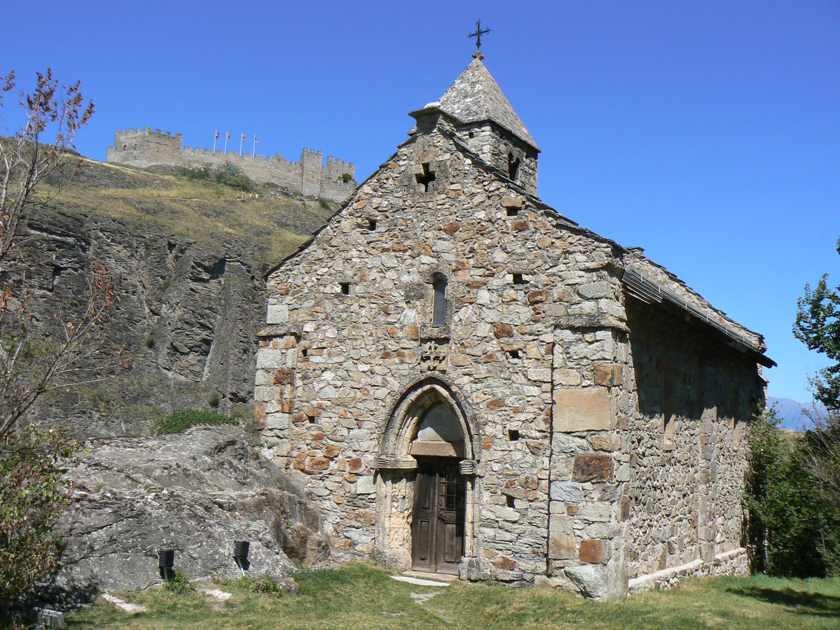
[468,20,490,51]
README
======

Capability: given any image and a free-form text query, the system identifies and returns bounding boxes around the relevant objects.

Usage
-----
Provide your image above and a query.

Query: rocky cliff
[26,155,335,438]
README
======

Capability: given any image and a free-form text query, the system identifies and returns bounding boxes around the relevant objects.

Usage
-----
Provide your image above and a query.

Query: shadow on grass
[726,585,840,617]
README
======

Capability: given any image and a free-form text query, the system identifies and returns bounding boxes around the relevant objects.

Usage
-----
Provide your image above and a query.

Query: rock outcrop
[24,155,335,438]
[43,426,329,604]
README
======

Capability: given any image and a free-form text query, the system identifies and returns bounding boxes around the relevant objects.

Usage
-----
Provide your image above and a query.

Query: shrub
[0,426,76,613]
[176,165,213,182]
[162,569,194,594]
[318,197,331,210]
[208,392,221,408]
[341,173,352,183]
[745,407,839,577]
[156,409,238,435]
[213,162,254,192]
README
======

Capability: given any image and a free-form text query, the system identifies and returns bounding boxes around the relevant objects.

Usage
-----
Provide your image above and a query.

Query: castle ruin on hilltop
[106,128,356,203]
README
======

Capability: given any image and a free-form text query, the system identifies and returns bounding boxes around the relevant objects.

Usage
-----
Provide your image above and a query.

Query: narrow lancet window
[433,277,447,327]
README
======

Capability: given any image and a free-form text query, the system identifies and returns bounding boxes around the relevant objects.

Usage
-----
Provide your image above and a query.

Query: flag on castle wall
[241,133,246,140]
[215,131,219,139]
[226,132,231,139]
[254,136,258,142]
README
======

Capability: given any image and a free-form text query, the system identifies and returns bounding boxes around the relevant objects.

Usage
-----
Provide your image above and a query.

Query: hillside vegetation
[25,155,337,438]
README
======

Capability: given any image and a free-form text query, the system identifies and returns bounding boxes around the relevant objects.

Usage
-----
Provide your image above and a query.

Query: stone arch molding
[376,376,479,474]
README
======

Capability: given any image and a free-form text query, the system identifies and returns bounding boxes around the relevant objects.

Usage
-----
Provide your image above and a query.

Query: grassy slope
[35,157,336,267]
[66,563,840,630]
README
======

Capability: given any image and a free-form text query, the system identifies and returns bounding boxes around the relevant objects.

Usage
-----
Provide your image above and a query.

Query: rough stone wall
[106,128,356,202]
[253,109,765,597]
[618,298,761,579]
[254,112,632,585]
[456,122,539,195]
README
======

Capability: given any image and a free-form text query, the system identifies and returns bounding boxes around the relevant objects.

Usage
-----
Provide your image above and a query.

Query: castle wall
[106,128,356,202]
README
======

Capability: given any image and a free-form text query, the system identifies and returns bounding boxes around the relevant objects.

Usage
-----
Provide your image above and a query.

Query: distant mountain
[767,396,825,430]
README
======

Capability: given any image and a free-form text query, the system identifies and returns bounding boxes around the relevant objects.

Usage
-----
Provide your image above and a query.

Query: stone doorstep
[627,547,747,594]
[391,573,454,588]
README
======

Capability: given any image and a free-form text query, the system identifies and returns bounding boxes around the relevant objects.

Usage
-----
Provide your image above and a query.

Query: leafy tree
[745,407,839,577]
[0,68,120,614]
[0,426,76,610]
[794,236,840,409]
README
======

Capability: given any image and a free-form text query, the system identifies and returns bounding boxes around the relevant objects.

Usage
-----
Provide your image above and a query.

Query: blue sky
[2,1,838,404]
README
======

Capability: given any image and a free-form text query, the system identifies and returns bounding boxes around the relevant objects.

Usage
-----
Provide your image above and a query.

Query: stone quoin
[253,51,774,600]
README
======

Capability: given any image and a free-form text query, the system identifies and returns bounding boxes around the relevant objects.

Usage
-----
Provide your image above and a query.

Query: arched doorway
[410,402,465,574]
[374,378,478,574]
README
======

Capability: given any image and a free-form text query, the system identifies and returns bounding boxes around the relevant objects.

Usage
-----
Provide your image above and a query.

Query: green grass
[155,409,239,435]
[64,564,840,630]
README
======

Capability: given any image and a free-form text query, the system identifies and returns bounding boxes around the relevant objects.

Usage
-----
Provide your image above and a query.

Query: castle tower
[410,52,541,195]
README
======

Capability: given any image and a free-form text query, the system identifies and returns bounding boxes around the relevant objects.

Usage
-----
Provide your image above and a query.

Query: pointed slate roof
[436,54,539,151]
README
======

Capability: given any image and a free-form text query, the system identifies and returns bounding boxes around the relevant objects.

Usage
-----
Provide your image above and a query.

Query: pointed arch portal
[373,378,478,574]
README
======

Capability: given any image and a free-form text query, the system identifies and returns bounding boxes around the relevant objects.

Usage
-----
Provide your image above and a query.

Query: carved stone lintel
[375,455,418,471]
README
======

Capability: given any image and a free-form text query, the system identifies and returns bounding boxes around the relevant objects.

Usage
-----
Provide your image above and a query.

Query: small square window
[507,349,520,359]
[506,495,516,508]
[367,219,377,231]
[508,429,520,441]
[512,273,527,285]
[339,282,350,295]
[506,207,519,217]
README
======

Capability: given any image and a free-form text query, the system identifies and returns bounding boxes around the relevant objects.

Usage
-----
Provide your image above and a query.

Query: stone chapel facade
[253,53,774,600]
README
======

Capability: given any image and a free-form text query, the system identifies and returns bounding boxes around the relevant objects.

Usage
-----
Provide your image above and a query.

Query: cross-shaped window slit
[416,162,436,192]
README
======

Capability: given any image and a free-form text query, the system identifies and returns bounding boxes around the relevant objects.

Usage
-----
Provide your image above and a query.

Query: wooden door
[411,459,464,573]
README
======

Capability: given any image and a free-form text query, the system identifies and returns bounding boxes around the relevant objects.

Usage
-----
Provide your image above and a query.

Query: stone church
[253,52,774,600]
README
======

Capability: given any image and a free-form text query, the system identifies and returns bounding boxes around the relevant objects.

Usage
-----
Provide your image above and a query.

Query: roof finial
[468,19,490,57]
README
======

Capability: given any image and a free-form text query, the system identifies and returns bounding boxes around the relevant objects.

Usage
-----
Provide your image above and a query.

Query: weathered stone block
[553,388,613,432]
[501,196,523,209]
[579,539,610,564]
[549,480,584,503]
[493,322,514,338]
[555,369,581,386]
[548,532,576,559]
[576,502,611,522]
[619,496,631,521]
[253,403,266,430]
[266,303,289,324]
[573,454,613,482]
[578,281,609,299]
[593,362,623,387]
[494,556,517,570]
[356,476,376,494]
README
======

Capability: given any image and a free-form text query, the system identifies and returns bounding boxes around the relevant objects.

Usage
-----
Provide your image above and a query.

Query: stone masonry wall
[106,128,356,202]
[618,298,761,579]
[254,112,627,584]
[456,122,539,196]
[253,110,764,597]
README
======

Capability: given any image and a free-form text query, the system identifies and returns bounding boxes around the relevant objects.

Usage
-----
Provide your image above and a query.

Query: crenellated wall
[106,128,356,203]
